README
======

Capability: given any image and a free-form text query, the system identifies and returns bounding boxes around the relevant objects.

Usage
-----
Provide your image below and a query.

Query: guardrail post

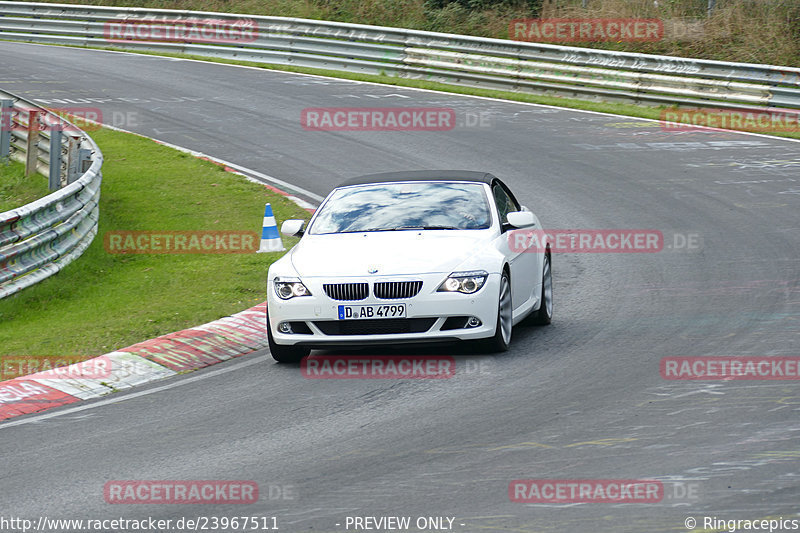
[0,99,12,161]
[77,148,92,178]
[48,123,62,190]
[707,0,716,16]
[25,109,40,177]
[66,135,80,183]
[65,135,92,184]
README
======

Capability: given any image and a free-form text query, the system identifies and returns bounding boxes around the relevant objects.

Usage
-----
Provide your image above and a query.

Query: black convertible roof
[338,170,496,188]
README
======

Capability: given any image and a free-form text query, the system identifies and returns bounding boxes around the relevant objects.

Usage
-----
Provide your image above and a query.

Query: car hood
[289,230,492,277]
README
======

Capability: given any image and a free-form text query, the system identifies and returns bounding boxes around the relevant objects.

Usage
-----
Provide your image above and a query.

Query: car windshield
[309,181,492,235]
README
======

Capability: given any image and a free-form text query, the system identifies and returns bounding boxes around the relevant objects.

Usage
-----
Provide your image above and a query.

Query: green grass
[0,159,51,213]
[0,128,310,357]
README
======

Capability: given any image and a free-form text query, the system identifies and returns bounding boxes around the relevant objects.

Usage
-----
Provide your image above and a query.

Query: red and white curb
[0,302,269,421]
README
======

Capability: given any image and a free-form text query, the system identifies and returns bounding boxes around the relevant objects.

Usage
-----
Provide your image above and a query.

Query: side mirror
[281,219,305,236]
[506,211,536,228]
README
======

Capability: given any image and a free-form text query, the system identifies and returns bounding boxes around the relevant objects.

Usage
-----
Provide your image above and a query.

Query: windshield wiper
[337,227,396,233]
[391,225,460,230]
[337,225,460,233]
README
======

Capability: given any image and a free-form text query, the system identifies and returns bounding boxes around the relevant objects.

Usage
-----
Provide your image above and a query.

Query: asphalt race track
[1,42,799,532]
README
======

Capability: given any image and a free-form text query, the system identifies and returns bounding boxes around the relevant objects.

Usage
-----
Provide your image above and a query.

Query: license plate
[338,304,406,320]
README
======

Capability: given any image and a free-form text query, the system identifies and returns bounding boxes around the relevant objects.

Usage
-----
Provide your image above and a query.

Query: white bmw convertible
[266,171,552,362]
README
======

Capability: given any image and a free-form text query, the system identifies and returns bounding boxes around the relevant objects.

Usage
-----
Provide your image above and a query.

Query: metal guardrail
[0,88,102,300]
[1,2,800,111]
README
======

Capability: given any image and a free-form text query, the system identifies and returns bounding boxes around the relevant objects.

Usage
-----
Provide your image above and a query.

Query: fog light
[467,316,482,328]
[278,322,292,334]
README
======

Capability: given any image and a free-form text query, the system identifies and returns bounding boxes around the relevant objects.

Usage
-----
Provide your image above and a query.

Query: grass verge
[0,127,310,356]
[0,159,51,213]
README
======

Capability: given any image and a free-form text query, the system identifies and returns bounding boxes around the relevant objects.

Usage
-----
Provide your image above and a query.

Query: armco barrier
[0,88,102,299]
[0,2,799,111]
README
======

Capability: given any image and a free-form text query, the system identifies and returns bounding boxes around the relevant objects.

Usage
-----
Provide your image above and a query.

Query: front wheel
[267,317,310,363]
[480,271,513,353]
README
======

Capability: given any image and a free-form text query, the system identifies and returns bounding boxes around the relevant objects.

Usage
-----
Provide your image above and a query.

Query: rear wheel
[267,316,310,363]
[481,271,512,353]
[530,254,553,325]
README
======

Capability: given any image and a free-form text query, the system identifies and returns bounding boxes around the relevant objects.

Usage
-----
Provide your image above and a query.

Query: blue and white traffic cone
[257,203,285,253]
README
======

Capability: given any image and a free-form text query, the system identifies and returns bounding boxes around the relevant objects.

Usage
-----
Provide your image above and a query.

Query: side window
[492,184,517,225]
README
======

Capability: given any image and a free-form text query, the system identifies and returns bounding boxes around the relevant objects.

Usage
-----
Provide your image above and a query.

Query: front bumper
[267,273,501,347]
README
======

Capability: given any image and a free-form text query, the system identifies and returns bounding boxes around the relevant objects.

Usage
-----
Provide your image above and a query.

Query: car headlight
[437,270,488,294]
[274,277,312,300]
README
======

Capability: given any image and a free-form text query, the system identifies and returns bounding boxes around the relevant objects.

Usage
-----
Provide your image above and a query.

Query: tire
[480,270,513,353]
[530,253,553,326]
[267,316,310,363]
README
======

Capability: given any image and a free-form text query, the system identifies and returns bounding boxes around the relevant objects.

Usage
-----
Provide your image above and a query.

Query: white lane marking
[210,159,324,203]
[286,195,318,211]
[0,354,269,430]
[9,41,800,147]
